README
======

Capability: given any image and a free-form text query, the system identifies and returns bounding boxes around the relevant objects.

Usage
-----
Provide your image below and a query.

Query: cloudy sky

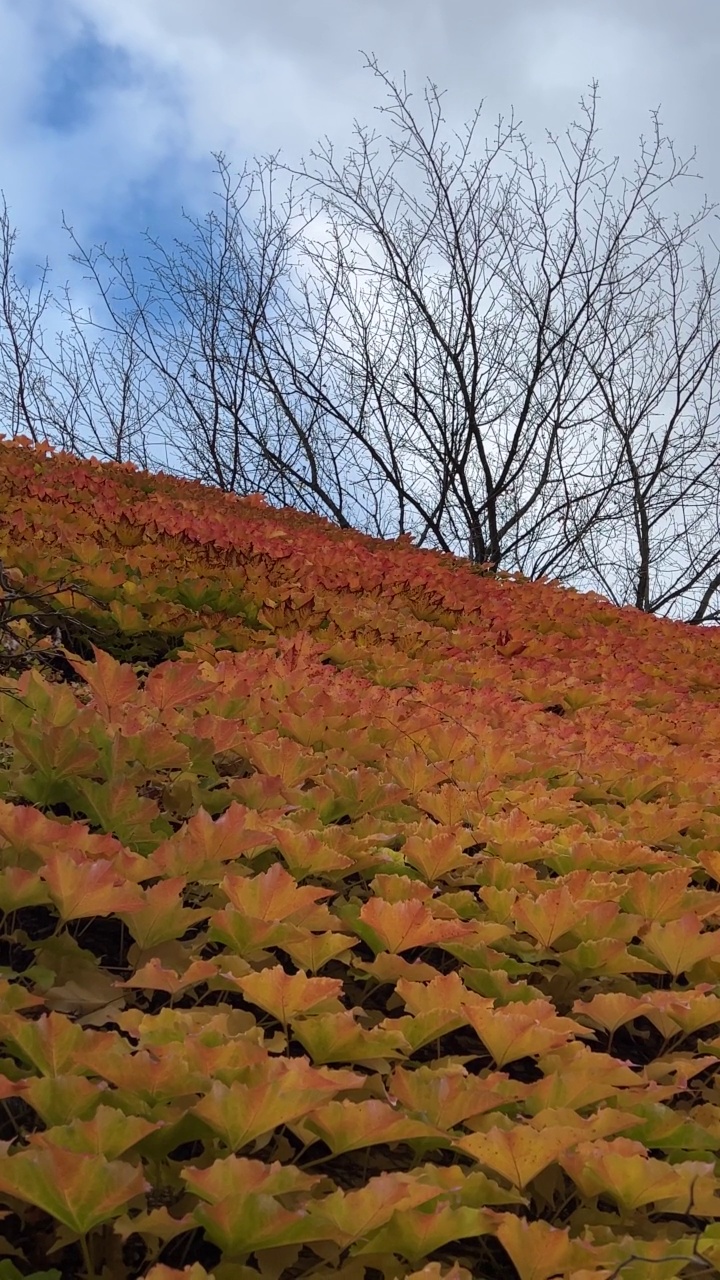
[3,0,719,284]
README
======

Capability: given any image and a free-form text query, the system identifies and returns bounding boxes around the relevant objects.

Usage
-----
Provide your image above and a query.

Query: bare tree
[571,210,720,622]
[275,59,720,608]
[0,194,163,469]
[0,194,55,447]
[61,160,364,525]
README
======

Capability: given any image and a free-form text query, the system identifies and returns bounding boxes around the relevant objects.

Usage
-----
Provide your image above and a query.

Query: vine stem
[80,1232,98,1280]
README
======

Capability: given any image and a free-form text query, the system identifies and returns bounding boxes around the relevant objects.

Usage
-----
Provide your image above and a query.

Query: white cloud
[1,0,716,270]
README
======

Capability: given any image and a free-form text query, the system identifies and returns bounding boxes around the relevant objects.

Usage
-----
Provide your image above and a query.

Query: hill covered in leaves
[0,436,719,1278]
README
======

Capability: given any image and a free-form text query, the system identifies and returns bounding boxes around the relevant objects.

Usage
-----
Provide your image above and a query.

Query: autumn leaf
[118,956,219,996]
[620,868,694,923]
[40,852,143,921]
[192,1192,331,1255]
[357,1203,497,1262]
[229,965,344,1021]
[572,991,650,1035]
[21,1075,106,1127]
[118,876,211,949]
[526,1043,645,1114]
[280,931,357,972]
[640,913,720,977]
[291,1011,412,1064]
[389,1065,526,1129]
[221,862,336,929]
[0,866,50,913]
[64,647,140,721]
[144,1266,217,1280]
[0,979,44,1017]
[271,823,354,876]
[458,1122,581,1188]
[192,1061,355,1150]
[85,1043,209,1106]
[303,1098,444,1155]
[460,1000,588,1067]
[0,1144,147,1234]
[27,1105,161,1158]
[146,802,273,879]
[208,906,306,956]
[495,1216,599,1280]
[182,1154,320,1203]
[359,896,472,953]
[559,1138,689,1211]
[511,886,580,948]
[312,1171,440,1244]
[0,1011,118,1078]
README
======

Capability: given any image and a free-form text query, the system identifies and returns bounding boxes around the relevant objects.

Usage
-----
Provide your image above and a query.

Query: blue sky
[5,0,719,290]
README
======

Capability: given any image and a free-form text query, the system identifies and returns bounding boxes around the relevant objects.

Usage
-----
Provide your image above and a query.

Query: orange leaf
[40,852,143,921]
[280,931,357,972]
[221,862,335,929]
[389,1064,525,1129]
[560,1137,688,1211]
[460,1000,588,1067]
[0,1011,118,1078]
[119,956,219,995]
[64,646,140,720]
[0,1144,147,1234]
[182,1154,320,1203]
[459,1122,580,1188]
[292,1011,412,1064]
[192,1191,330,1256]
[511,886,580,948]
[119,877,211,949]
[192,1060,357,1150]
[357,1203,497,1262]
[229,965,344,1021]
[313,1171,440,1244]
[28,1104,161,1158]
[360,896,472,954]
[641,913,720,977]
[495,1216,597,1280]
[146,803,273,878]
[573,991,650,1035]
[304,1098,444,1155]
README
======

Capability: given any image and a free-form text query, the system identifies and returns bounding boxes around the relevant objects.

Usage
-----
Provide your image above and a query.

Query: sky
[3,1,719,296]
[2,0,720,614]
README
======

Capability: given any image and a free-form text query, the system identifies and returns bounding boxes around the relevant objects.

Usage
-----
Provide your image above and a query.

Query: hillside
[0,435,720,1279]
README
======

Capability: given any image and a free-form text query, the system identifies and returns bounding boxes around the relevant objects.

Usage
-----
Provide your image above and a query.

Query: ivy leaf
[0,1011,117,1078]
[359,897,472,954]
[182,1154,321,1203]
[228,964,344,1021]
[495,1216,598,1280]
[27,1105,161,1158]
[459,1123,582,1189]
[303,1099,445,1155]
[560,1138,689,1212]
[118,876,211,949]
[192,1191,331,1256]
[356,1203,497,1262]
[0,1145,148,1234]
[221,862,335,927]
[313,1171,440,1245]
[40,853,143,922]
[192,1061,356,1150]
[292,1011,412,1064]
[641,913,720,977]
